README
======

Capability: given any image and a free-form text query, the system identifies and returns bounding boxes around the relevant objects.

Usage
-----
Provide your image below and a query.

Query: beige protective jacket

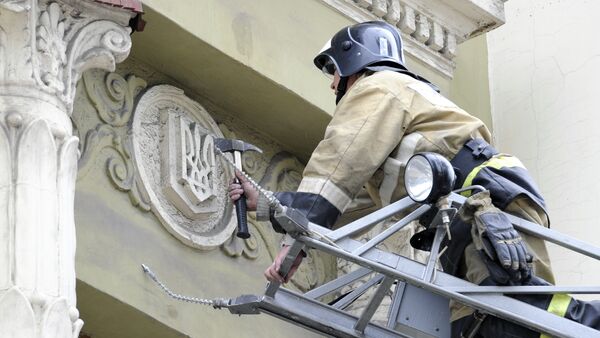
[297,70,491,211]
[258,70,553,322]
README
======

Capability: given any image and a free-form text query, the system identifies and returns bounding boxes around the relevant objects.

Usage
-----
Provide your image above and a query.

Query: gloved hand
[460,191,532,283]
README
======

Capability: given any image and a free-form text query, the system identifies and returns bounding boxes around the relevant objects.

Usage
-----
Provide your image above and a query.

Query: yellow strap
[460,155,525,196]
[539,294,572,338]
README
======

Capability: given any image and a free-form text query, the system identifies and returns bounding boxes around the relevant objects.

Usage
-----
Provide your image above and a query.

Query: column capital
[0,0,136,119]
[0,1,139,337]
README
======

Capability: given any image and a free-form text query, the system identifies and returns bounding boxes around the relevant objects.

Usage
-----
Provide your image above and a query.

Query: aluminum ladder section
[220,193,600,338]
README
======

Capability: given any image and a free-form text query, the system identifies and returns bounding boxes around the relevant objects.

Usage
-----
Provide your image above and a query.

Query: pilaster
[0,0,137,336]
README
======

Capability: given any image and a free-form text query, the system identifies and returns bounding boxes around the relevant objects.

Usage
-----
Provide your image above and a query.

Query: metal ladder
[213,192,600,338]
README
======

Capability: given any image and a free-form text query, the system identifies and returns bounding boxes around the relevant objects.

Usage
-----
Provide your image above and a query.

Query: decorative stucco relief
[76,69,335,290]
[0,0,132,114]
[131,85,237,250]
[78,70,151,211]
[162,114,219,218]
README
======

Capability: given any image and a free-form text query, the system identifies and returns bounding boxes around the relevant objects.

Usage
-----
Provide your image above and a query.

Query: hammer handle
[234,179,251,239]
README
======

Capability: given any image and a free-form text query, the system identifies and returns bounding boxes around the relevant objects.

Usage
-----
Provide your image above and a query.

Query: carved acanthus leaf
[37,2,67,93]
[0,0,30,12]
[64,19,131,111]
[0,288,35,337]
[0,1,134,112]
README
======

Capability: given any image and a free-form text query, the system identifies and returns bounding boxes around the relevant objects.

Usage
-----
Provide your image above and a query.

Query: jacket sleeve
[256,75,412,232]
[298,76,411,214]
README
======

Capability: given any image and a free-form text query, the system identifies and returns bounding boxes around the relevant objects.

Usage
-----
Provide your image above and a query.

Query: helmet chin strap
[335,76,349,105]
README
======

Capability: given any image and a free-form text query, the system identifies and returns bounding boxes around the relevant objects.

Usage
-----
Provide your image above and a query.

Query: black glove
[460,191,532,283]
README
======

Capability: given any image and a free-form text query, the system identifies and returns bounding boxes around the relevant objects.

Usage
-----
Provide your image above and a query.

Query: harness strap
[450,139,498,190]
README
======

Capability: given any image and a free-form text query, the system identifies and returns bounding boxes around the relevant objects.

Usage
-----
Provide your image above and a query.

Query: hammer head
[214,138,263,154]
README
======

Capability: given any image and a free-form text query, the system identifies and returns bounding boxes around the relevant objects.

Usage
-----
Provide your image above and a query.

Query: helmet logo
[379,37,390,57]
[342,40,352,51]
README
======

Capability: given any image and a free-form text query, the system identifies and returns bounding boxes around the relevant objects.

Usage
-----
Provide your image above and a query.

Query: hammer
[214,138,263,239]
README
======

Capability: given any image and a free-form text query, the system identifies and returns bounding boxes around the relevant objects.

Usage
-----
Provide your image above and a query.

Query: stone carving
[37,2,66,92]
[163,114,218,218]
[84,65,145,127]
[1,0,133,114]
[78,70,151,211]
[62,16,132,112]
[0,26,6,78]
[0,1,136,337]
[221,221,261,260]
[0,0,30,11]
[0,113,82,338]
[132,85,237,249]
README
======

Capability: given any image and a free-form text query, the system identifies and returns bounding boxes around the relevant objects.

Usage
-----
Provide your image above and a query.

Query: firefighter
[229,21,599,336]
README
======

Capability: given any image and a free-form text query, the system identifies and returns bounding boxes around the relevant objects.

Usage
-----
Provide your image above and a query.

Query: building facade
[9,1,597,337]
[487,0,600,297]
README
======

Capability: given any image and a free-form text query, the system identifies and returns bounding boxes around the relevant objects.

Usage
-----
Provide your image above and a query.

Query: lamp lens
[405,155,433,202]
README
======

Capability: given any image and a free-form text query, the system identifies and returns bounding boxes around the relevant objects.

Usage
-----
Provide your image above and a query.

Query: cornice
[320,0,507,78]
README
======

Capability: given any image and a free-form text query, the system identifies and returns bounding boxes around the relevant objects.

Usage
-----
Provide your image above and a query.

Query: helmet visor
[321,58,336,78]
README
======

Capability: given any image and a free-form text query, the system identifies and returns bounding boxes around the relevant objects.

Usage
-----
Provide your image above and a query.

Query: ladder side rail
[304,267,373,300]
[326,196,417,241]
[352,205,431,256]
[259,288,410,338]
[261,192,600,337]
[448,193,600,261]
[448,285,600,294]
[297,234,600,338]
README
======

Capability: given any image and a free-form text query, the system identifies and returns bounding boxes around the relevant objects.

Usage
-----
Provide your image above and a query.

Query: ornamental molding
[0,0,134,114]
[131,85,238,250]
[76,70,336,289]
[162,114,220,218]
[320,0,508,78]
[78,70,151,211]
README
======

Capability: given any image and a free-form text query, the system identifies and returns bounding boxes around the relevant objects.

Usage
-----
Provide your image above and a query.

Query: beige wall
[131,0,468,161]
[450,34,493,131]
[488,1,600,289]
[130,0,348,161]
[72,1,500,336]
[72,58,336,338]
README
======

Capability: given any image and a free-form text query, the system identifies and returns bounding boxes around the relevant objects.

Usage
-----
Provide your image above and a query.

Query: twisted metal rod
[141,264,228,308]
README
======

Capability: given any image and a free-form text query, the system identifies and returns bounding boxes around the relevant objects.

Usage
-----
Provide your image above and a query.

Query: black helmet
[314,21,406,77]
